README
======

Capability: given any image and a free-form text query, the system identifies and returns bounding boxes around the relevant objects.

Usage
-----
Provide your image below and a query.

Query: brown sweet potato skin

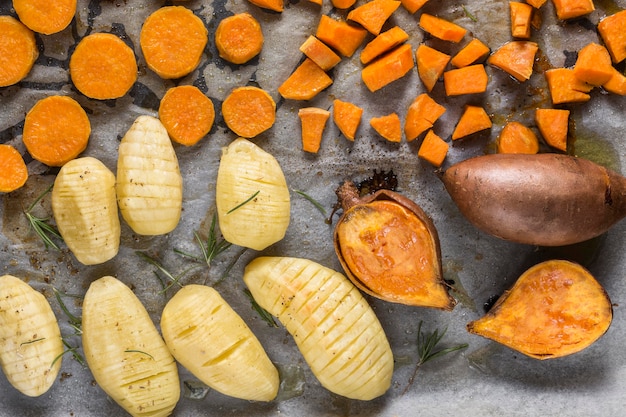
[441,153,626,246]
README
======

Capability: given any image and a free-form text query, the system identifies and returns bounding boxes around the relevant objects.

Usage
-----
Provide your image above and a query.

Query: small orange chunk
[497,121,539,154]
[451,105,492,140]
[418,130,449,167]
[510,2,533,39]
[401,0,429,13]
[450,38,490,68]
[278,58,333,100]
[602,66,626,95]
[347,0,402,35]
[419,14,467,43]
[551,0,594,20]
[404,93,446,142]
[316,15,368,58]
[0,145,29,193]
[361,43,415,92]
[416,44,451,92]
[299,107,330,153]
[370,113,402,142]
[597,10,626,64]
[526,0,548,8]
[488,41,538,82]
[443,64,488,96]
[545,67,593,104]
[360,26,409,65]
[299,36,341,70]
[333,99,363,141]
[247,0,284,12]
[573,42,614,86]
[535,108,569,151]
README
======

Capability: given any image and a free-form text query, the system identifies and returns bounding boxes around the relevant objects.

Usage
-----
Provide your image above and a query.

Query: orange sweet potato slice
[361,43,415,92]
[401,0,429,13]
[360,26,409,65]
[510,1,533,39]
[404,93,446,141]
[451,105,492,140]
[597,10,626,64]
[0,145,29,193]
[417,130,448,167]
[443,64,488,96]
[13,0,76,35]
[370,113,402,142]
[299,35,341,70]
[278,58,333,100]
[158,85,215,146]
[573,42,614,86]
[419,13,467,43]
[347,0,402,35]
[0,16,38,88]
[602,66,626,95]
[545,67,593,104]
[535,108,569,151]
[299,107,330,153]
[496,121,539,154]
[316,15,368,58]
[416,44,451,92]
[450,38,490,68]
[215,13,264,65]
[551,0,594,20]
[247,0,284,12]
[222,86,276,138]
[487,40,538,82]
[333,99,363,141]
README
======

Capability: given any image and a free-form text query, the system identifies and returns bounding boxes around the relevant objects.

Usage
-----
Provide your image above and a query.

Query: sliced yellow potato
[116,115,183,235]
[82,276,180,417]
[161,285,279,401]
[52,156,120,265]
[243,256,393,400]
[215,137,290,250]
[0,275,63,397]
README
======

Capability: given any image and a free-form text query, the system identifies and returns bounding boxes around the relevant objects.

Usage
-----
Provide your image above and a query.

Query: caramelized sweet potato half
[467,260,612,359]
[441,153,626,246]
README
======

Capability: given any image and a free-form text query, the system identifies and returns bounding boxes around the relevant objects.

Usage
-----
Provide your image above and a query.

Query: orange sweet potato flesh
[333,99,363,141]
[441,153,626,246]
[347,0,401,35]
[0,145,29,193]
[443,64,489,96]
[334,182,455,310]
[247,0,284,12]
[278,58,333,100]
[401,0,429,14]
[360,26,409,65]
[545,67,593,104]
[361,43,415,92]
[332,0,357,9]
[525,0,547,8]
[299,35,341,70]
[597,10,626,64]
[467,260,612,359]
[215,13,264,65]
[451,105,492,140]
[602,66,626,95]
[509,1,533,39]
[419,13,467,43]
[222,86,276,138]
[416,44,451,92]
[0,16,38,88]
[450,38,490,68]
[488,41,538,82]
[418,130,448,167]
[316,15,368,58]
[159,85,215,146]
[13,0,76,35]
[299,107,330,153]
[496,121,539,154]
[534,108,569,151]
[404,93,446,141]
[551,0,594,20]
[370,113,402,142]
[573,42,614,86]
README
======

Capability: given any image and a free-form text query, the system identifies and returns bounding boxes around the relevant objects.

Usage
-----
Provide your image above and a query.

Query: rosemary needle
[24,183,62,250]
[293,189,327,216]
[226,190,260,214]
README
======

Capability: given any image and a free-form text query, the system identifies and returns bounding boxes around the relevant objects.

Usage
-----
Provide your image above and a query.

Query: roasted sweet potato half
[441,153,626,246]
[467,260,612,359]
[333,181,456,310]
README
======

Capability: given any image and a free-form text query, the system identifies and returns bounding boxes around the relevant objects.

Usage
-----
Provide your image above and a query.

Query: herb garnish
[52,288,86,367]
[244,288,278,328]
[403,321,468,394]
[226,190,260,214]
[125,349,155,360]
[136,251,195,294]
[293,189,327,217]
[24,183,63,250]
[174,212,232,268]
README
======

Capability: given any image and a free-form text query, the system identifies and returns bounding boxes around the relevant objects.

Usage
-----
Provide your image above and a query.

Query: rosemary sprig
[244,288,278,328]
[462,5,478,22]
[227,190,260,214]
[20,337,45,346]
[174,212,232,268]
[403,321,468,394]
[52,288,86,367]
[24,183,62,250]
[125,349,155,360]
[293,189,327,217]
[51,339,86,368]
[136,251,194,294]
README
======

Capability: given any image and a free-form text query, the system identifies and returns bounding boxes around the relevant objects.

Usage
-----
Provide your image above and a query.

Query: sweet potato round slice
[222,86,276,138]
[0,145,28,193]
[0,16,38,87]
[467,260,612,359]
[13,0,76,35]
[158,85,215,146]
[215,13,263,65]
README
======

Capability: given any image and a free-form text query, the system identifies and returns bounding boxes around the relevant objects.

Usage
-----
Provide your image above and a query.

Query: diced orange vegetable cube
[332,0,357,9]
[497,121,539,154]
[419,14,467,43]
[299,107,330,153]
[347,0,401,35]
[370,113,402,142]
[551,0,594,20]
[488,41,538,82]
[443,64,488,96]
[450,38,490,68]
[535,108,569,151]
[510,2,533,39]
[401,0,429,13]
[602,66,626,95]
[545,67,593,104]
[597,10,626,64]
[316,15,368,57]
[416,44,451,92]
[361,43,415,92]
[404,93,446,141]
[278,58,333,100]
[573,42,614,86]
[299,36,341,70]
[360,26,409,65]
[247,0,284,12]
[333,99,363,141]
[307,0,323,5]
[526,0,548,8]
[418,130,449,167]
[451,105,492,140]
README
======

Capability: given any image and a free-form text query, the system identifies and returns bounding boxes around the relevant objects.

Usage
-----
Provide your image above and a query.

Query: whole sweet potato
[441,153,626,246]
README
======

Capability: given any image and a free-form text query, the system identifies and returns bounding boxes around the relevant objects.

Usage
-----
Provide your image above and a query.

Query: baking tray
[1,0,625,415]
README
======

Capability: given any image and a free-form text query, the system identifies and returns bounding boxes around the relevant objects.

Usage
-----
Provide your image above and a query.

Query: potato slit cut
[201,337,249,368]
